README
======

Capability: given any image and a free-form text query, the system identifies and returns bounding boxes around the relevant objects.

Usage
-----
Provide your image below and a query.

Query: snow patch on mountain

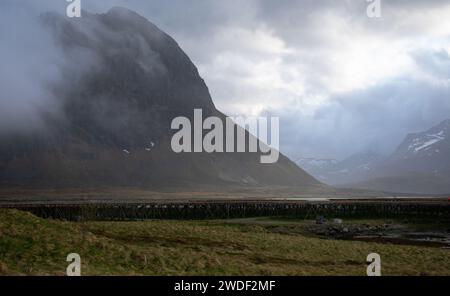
[295,151,384,185]
[297,158,337,167]
[408,131,445,153]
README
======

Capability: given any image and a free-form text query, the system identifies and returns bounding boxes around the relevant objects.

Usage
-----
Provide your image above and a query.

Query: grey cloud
[277,76,450,160]
[413,49,450,79]
[1,0,450,162]
[0,2,65,133]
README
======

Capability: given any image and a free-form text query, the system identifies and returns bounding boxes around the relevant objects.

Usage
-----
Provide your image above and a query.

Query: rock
[333,218,343,224]
[316,216,326,224]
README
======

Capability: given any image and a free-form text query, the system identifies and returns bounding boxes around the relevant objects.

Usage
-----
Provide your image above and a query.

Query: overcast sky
[2,0,450,160]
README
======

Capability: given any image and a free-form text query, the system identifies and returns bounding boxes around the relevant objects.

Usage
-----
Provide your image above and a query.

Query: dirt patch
[249,255,362,267]
[88,230,250,251]
[0,261,8,273]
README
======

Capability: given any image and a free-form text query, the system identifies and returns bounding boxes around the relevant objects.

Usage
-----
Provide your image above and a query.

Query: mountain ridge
[347,119,450,194]
[0,7,322,192]
[297,119,450,194]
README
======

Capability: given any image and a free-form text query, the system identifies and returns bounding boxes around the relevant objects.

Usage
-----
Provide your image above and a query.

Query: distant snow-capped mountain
[380,119,450,178]
[297,119,450,194]
[349,119,450,194]
[392,119,450,160]
[296,158,337,172]
[296,152,384,185]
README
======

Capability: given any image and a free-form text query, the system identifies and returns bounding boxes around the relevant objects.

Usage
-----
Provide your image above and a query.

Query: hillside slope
[348,119,450,194]
[0,8,320,191]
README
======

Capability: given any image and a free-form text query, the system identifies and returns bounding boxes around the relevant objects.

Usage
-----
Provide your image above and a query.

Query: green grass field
[0,209,449,275]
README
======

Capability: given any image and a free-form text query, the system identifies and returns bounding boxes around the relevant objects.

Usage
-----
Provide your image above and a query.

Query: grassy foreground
[0,209,449,276]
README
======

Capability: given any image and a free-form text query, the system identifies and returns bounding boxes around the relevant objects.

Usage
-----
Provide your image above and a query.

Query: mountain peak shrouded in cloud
[296,151,385,185]
[0,7,321,190]
[1,0,450,161]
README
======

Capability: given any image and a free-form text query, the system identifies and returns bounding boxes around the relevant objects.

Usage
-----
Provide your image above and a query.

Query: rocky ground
[305,219,450,248]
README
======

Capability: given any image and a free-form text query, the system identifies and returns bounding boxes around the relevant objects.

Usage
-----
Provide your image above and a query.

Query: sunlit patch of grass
[0,209,449,275]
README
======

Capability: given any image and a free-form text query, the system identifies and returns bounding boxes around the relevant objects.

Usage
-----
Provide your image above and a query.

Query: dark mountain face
[385,119,450,176]
[0,7,320,189]
[347,119,450,194]
[45,7,217,149]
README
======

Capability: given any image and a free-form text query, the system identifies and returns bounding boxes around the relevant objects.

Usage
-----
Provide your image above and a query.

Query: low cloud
[1,0,449,161]
[277,73,450,159]
[0,2,65,133]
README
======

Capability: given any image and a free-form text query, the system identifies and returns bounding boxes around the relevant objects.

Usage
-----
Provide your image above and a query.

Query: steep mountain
[296,158,338,183]
[0,8,321,190]
[348,119,450,194]
[296,152,384,185]
[383,119,450,176]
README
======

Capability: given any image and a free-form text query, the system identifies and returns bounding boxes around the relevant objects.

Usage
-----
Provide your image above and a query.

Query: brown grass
[0,209,449,275]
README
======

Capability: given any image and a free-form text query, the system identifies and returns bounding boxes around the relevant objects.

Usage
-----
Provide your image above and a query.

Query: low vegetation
[0,209,449,275]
